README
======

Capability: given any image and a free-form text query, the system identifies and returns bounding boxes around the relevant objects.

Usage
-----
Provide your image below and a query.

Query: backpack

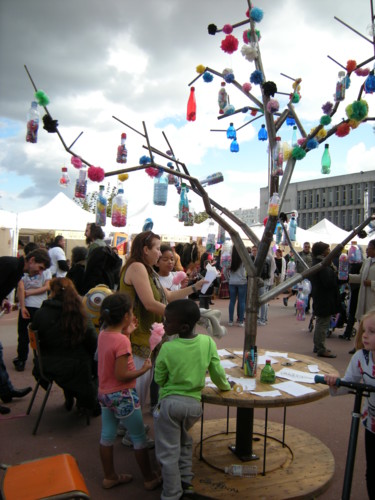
[260,258,271,280]
[82,246,122,294]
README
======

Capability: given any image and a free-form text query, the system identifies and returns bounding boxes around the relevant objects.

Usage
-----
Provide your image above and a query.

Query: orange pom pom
[346,60,357,72]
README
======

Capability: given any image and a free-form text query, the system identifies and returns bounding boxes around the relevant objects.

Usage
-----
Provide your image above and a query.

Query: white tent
[307,218,350,244]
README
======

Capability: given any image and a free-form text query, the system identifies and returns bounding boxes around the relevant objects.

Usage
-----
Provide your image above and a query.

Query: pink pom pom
[221,35,239,54]
[242,82,252,93]
[145,167,159,178]
[355,67,370,77]
[266,99,279,114]
[149,322,165,351]
[223,24,233,34]
[71,156,82,169]
[172,271,186,285]
[88,166,105,182]
[297,137,306,146]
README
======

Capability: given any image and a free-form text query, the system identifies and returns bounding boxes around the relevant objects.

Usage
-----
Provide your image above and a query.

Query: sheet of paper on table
[220,359,238,369]
[227,376,256,391]
[257,354,279,366]
[307,364,320,373]
[250,390,282,397]
[275,367,317,384]
[217,349,233,357]
[265,351,298,362]
[272,381,317,397]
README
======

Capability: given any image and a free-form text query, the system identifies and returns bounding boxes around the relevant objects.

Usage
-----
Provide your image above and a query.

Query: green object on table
[260,359,275,384]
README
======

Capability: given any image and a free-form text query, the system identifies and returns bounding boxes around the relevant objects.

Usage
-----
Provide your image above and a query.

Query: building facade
[232,207,259,226]
[259,171,375,231]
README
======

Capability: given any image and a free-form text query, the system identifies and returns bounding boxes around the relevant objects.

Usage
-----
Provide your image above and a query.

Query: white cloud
[345,143,375,173]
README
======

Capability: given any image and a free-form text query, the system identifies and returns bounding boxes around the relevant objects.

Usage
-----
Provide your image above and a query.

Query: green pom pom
[320,115,331,126]
[292,93,300,104]
[292,146,306,160]
[35,89,50,106]
[345,100,368,121]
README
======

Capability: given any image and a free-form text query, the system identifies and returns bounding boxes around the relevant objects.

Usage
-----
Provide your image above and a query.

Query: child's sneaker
[237,322,244,327]
[181,481,195,495]
[228,321,233,326]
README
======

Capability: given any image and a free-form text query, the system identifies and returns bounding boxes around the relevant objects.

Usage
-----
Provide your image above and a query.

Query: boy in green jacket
[154,299,231,500]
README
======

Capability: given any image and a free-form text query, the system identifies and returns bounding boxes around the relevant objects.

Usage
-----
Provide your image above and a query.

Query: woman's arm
[164,278,206,302]
[126,262,166,315]
[115,354,152,382]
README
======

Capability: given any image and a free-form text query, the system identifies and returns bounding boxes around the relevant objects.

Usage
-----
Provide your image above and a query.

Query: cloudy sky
[0,0,374,221]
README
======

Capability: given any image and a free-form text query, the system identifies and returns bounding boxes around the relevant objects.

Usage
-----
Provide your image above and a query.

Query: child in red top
[98,292,161,491]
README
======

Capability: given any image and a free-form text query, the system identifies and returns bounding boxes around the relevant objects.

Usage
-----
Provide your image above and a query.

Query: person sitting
[30,277,99,415]
[66,246,88,295]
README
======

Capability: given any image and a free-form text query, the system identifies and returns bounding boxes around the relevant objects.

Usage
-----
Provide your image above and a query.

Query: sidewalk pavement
[0,297,367,499]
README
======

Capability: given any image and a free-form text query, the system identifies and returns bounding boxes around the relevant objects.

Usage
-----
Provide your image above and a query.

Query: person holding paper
[198,259,219,309]
[224,245,247,327]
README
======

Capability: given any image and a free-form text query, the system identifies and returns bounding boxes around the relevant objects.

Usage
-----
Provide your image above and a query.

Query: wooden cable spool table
[191,349,339,499]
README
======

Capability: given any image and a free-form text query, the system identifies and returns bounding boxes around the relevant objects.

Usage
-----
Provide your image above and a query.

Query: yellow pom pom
[316,128,327,140]
[196,64,206,74]
[282,143,292,161]
[348,119,360,129]
[118,173,129,182]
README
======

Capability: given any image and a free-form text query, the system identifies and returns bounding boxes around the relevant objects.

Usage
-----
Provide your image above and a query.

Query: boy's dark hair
[165,299,200,330]
[25,248,51,268]
[71,246,88,264]
[24,242,38,255]
[160,244,172,254]
[100,292,133,326]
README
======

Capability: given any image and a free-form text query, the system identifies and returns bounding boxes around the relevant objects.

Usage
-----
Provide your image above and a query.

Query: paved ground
[0,296,368,499]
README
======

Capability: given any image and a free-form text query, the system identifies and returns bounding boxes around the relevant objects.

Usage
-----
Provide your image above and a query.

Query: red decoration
[186,87,196,121]
[71,156,82,169]
[346,60,357,72]
[336,122,351,137]
[145,167,159,178]
[88,165,105,182]
[251,109,257,116]
[263,216,268,226]
[221,35,239,54]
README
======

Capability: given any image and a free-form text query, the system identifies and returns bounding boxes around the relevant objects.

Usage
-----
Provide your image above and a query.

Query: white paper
[205,377,217,388]
[217,349,233,357]
[307,364,320,373]
[201,264,219,294]
[227,376,256,391]
[220,359,238,369]
[265,351,298,362]
[250,390,282,398]
[272,381,317,397]
[275,368,317,384]
[233,350,243,356]
[257,354,279,366]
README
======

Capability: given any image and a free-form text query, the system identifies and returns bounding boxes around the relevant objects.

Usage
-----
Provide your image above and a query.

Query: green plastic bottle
[260,359,275,384]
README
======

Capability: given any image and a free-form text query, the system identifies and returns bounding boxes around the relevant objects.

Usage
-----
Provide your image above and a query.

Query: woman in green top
[120,230,205,408]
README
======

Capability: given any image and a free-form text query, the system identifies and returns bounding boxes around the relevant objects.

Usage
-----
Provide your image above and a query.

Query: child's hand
[324,375,338,387]
[124,316,138,335]
[181,276,189,288]
[142,358,152,373]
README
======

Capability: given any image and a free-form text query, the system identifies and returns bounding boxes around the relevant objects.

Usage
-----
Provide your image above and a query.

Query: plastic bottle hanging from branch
[59,167,70,188]
[153,170,168,206]
[321,144,331,174]
[75,167,87,199]
[272,137,283,176]
[178,183,189,222]
[111,184,127,227]
[96,185,107,226]
[186,87,196,121]
[218,82,228,114]
[334,71,346,102]
[226,122,236,139]
[26,101,39,143]
[116,133,127,163]
[258,124,267,141]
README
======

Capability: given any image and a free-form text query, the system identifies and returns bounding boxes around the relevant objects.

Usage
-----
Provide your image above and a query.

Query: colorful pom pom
[266,99,279,114]
[348,119,360,129]
[224,73,235,84]
[243,29,251,44]
[208,24,217,35]
[282,143,292,160]
[291,146,306,160]
[71,156,82,169]
[203,71,214,82]
[291,92,300,103]
[241,44,258,61]
[320,115,331,126]
[88,166,105,182]
[346,60,357,72]
[355,67,370,77]
[118,173,129,182]
[221,35,239,54]
[306,138,319,150]
[196,64,205,74]
[336,122,351,137]
[242,82,252,92]
[223,24,233,34]
[250,109,258,116]
[345,100,369,121]
[316,128,327,140]
[34,90,50,106]
[139,155,152,165]
[364,75,375,93]
[250,7,264,22]
[145,167,159,178]
[223,104,235,116]
[322,101,333,115]
[297,137,306,146]
[262,81,277,97]
[250,70,264,85]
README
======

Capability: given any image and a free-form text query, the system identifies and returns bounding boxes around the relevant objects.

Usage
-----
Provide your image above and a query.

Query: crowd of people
[1,226,374,499]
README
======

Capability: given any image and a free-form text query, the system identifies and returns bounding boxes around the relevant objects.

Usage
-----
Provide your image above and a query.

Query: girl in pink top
[98,293,161,491]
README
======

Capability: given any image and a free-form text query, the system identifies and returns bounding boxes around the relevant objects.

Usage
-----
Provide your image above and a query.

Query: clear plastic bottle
[153,173,168,206]
[200,172,224,187]
[272,137,283,176]
[286,258,296,278]
[291,125,298,147]
[224,464,257,477]
[321,144,331,175]
[96,185,107,226]
[348,241,362,264]
[218,82,228,114]
[335,71,346,102]
[111,185,127,227]
[59,167,70,188]
[75,167,87,199]
[268,192,280,216]
[288,215,297,241]
[26,101,39,143]
[338,253,349,281]
[178,183,189,222]
[116,133,127,163]
[206,220,216,253]
[260,360,276,384]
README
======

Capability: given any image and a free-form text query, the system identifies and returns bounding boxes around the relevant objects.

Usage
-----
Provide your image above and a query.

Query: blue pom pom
[224,104,235,116]
[250,70,264,85]
[203,71,214,82]
[306,138,319,150]
[167,162,174,168]
[139,155,151,165]
[365,74,375,93]
[224,73,235,84]
[242,107,249,113]
[345,76,351,89]
[250,7,264,23]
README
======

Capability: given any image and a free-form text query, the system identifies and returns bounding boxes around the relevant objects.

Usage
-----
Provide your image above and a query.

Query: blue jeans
[259,285,270,323]
[229,284,247,322]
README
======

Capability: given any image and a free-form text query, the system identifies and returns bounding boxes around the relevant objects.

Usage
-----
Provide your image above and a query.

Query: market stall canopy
[307,218,350,244]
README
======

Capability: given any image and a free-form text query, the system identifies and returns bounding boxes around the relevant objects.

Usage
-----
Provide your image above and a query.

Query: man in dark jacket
[0,249,51,414]
[310,242,340,358]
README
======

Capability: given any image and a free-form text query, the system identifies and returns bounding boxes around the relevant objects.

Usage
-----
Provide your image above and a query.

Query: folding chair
[26,327,90,435]
[0,453,90,499]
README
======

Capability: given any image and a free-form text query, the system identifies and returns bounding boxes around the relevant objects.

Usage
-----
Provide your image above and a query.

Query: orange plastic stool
[1,454,90,499]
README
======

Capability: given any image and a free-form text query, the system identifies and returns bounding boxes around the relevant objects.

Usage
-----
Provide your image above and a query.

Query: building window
[308,212,313,227]
[342,186,346,206]
[356,184,361,204]
[297,192,301,210]
[308,191,312,209]
[348,210,353,228]
[372,182,375,203]
[349,185,353,205]
[328,188,333,207]
[303,191,307,209]
[335,187,339,204]
[356,208,362,225]
[322,189,326,207]
[315,191,320,207]
[342,211,346,230]
[301,213,307,228]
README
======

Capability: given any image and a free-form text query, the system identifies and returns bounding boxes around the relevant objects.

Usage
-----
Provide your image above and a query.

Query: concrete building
[232,207,259,226]
[260,171,375,230]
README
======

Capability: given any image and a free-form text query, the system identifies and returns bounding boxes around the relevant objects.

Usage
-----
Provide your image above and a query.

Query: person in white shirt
[48,235,68,277]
